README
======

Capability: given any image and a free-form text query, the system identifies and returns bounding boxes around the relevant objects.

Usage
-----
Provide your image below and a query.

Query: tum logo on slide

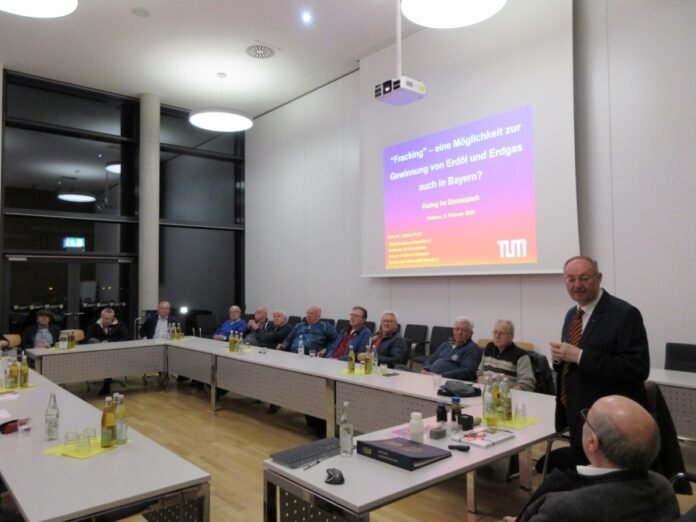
[497,239,527,259]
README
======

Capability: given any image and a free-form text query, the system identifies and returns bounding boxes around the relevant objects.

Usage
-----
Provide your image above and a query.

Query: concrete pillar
[138,93,160,315]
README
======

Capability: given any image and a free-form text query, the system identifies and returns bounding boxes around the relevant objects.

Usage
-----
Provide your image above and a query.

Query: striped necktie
[559,308,584,406]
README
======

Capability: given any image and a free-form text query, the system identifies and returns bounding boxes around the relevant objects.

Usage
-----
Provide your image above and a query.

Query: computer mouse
[325,467,345,485]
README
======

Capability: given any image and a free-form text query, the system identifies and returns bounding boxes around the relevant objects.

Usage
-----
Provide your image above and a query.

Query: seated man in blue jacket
[320,306,371,360]
[213,305,247,341]
[277,305,336,353]
[421,317,481,381]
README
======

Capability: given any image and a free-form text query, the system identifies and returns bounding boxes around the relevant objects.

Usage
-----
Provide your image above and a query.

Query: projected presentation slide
[383,106,536,270]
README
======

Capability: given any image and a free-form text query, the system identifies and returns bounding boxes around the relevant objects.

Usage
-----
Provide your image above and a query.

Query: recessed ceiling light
[0,0,78,18]
[105,162,121,174]
[300,10,313,26]
[401,0,507,29]
[58,192,96,203]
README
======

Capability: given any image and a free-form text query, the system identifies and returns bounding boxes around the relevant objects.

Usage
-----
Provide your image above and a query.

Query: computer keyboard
[270,437,341,469]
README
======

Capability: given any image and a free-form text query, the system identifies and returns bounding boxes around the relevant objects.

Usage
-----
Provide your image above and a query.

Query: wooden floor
[69,379,696,521]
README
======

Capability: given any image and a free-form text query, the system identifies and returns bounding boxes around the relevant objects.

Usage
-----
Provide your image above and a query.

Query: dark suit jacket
[254,322,293,348]
[22,324,61,348]
[139,314,175,339]
[517,468,679,522]
[555,290,650,450]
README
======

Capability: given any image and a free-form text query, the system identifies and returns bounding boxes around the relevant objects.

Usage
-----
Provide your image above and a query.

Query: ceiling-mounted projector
[374,76,426,106]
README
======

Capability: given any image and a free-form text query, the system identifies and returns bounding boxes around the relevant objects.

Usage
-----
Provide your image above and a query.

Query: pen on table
[303,459,322,470]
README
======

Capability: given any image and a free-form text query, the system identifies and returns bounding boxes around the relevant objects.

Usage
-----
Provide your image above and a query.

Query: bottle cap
[452,396,461,403]
[437,400,446,407]
[410,411,422,420]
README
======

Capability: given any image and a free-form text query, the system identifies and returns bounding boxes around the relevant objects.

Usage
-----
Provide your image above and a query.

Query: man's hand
[248,320,258,330]
[213,335,225,341]
[318,349,327,357]
[276,343,286,351]
[502,516,517,522]
[550,341,581,364]
[421,369,433,375]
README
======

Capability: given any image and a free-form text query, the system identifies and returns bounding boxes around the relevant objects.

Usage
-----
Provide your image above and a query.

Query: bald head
[585,395,659,470]
[306,305,321,325]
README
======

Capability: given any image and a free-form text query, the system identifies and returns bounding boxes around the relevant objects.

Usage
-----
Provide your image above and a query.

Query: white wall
[246,0,696,368]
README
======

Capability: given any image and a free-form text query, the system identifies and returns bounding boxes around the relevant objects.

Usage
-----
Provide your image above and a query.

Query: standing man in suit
[139,301,175,339]
[550,256,650,464]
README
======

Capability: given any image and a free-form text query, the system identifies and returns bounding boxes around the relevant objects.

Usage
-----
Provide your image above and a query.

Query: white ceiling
[0,0,418,117]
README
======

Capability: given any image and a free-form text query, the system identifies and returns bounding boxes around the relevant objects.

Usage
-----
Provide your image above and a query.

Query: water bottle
[45,392,60,441]
[297,335,305,358]
[115,393,128,445]
[339,401,353,457]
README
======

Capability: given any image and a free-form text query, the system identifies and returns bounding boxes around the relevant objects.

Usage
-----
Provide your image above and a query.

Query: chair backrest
[2,333,22,348]
[665,342,696,373]
[319,318,335,326]
[365,320,376,333]
[477,338,492,349]
[287,315,301,326]
[429,326,452,353]
[403,324,428,345]
[516,341,535,351]
[527,351,555,395]
[335,319,349,332]
[195,314,218,337]
[62,329,85,343]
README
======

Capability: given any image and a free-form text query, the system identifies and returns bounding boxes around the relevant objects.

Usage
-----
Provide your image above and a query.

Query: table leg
[263,471,278,522]
[466,471,477,513]
[211,357,218,413]
[519,447,532,490]
[325,378,336,437]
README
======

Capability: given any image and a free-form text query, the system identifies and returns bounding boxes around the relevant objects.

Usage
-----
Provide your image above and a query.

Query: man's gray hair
[159,301,170,308]
[230,305,241,313]
[381,310,399,323]
[101,307,115,317]
[495,319,514,337]
[273,310,288,323]
[563,255,599,273]
[454,316,474,330]
[593,410,660,470]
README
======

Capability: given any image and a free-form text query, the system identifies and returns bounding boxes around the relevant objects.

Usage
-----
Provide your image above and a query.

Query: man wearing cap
[22,309,61,348]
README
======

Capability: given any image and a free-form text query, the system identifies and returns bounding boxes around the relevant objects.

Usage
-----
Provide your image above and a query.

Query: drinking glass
[432,373,442,391]
[514,402,527,426]
[83,427,97,448]
[309,349,317,358]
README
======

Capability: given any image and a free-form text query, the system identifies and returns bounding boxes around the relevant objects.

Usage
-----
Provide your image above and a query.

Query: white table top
[263,390,556,514]
[648,368,696,389]
[0,371,209,522]
[26,338,164,359]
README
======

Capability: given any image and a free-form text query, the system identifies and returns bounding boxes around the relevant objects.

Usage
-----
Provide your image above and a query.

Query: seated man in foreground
[421,317,481,381]
[477,319,536,391]
[503,395,679,522]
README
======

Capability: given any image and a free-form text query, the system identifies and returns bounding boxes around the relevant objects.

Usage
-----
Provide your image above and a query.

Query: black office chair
[365,320,376,333]
[319,318,335,326]
[403,324,428,369]
[335,319,349,332]
[287,315,301,326]
[195,314,218,338]
[666,343,696,373]
[672,472,696,521]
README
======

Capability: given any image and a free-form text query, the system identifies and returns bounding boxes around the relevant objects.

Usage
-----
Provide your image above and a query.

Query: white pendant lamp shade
[0,0,78,18]
[105,162,121,174]
[58,192,95,203]
[189,108,253,133]
[401,0,507,29]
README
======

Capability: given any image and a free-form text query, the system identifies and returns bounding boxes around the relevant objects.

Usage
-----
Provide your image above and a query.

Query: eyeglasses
[492,330,511,336]
[381,319,396,324]
[563,274,596,285]
[580,408,601,443]
[349,313,365,319]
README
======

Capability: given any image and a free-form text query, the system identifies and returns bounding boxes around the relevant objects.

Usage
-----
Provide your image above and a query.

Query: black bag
[438,380,481,397]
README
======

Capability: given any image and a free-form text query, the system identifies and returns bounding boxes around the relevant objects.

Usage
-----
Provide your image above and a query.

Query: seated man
[320,306,371,360]
[360,310,407,368]
[139,301,175,339]
[277,305,336,353]
[213,305,247,341]
[22,309,61,348]
[85,307,130,395]
[477,319,536,391]
[503,395,680,522]
[255,310,293,348]
[244,306,271,345]
[421,317,481,381]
